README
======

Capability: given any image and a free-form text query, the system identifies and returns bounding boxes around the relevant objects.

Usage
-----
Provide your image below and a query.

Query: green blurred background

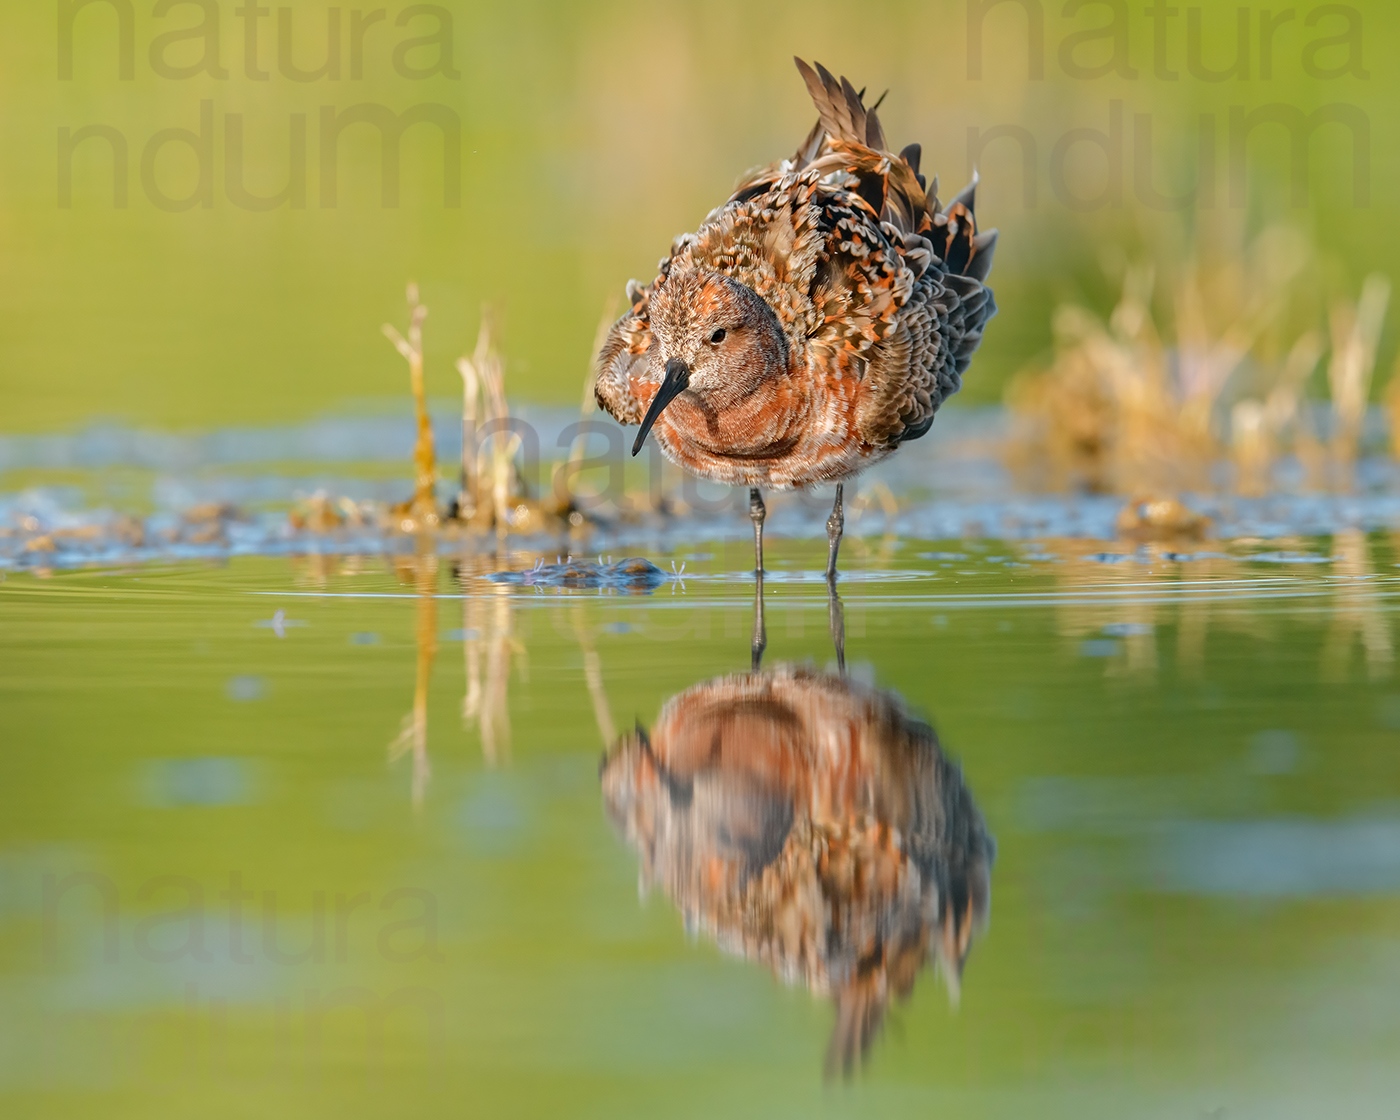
[1,0,1395,431]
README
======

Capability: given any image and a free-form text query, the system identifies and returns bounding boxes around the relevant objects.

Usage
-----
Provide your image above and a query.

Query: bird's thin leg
[827,580,846,674]
[751,571,768,671]
[749,487,766,575]
[824,482,845,585]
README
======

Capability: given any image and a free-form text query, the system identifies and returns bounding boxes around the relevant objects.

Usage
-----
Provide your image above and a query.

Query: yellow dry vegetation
[1006,223,1391,496]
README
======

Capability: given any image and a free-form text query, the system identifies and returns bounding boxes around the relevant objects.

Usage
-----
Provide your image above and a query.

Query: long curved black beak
[631,358,691,456]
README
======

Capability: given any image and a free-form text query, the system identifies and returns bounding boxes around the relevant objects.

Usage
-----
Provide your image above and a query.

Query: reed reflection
[387,550,439,808]
[601,585,994,1073]
[1040,533,1397,682]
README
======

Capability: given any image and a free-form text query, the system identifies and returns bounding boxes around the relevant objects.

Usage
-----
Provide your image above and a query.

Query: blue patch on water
[1151,815,1400,896]
[1246,551,1330,565]
[1102,622,1154,638]
[253,611,306,637]
[225,675,266,702]
[1249,729,1304,775]
[349,632,380,645]
[602,621,634,634]
[457,774,530,855]
[440,628,479,642]
[142,758,254,807]
[1080,639,1120,658]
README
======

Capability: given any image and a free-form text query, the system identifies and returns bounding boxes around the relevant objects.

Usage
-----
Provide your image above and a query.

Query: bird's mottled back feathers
[594,58,998,478]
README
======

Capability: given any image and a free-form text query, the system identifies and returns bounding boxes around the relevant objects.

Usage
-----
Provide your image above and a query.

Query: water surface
[2,539,1398,1117]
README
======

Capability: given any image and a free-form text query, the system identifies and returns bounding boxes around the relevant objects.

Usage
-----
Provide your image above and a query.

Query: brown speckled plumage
[595,58,998,492]
[601,665,994,1073]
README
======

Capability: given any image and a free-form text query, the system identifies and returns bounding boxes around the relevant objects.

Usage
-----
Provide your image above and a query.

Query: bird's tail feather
[790,58,998,284]
[794,58,886,152]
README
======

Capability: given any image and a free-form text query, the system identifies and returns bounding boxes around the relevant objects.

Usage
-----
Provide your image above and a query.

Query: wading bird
[595,58,998,581]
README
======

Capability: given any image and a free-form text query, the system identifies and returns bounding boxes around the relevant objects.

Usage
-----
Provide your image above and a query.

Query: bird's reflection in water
[601,584,994,1074]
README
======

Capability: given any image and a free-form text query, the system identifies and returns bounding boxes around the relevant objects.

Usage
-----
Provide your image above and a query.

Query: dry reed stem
[1326,274,1391,479]
[1386,355,1400,459]
[556,298,620,508]
[456,340,481,523]
[382,283,440,525]
[456,314,537,536]
[1007,223,1391,497]
[1232,330,1325,494]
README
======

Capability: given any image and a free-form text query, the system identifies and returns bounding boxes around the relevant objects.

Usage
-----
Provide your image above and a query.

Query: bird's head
[631,268,790,456]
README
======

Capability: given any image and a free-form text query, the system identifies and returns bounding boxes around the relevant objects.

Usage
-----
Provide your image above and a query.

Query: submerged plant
[1326,275,1391,475]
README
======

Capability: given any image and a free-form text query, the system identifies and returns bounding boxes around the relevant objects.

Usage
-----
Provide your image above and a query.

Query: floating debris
[287,491,366,533]
[1160,550,1231,562]
[1116,496,1211,541]
[182,501,240,524]
[487,557,671,591]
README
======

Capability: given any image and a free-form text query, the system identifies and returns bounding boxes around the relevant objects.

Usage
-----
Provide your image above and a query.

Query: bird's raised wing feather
[597,58,999,452]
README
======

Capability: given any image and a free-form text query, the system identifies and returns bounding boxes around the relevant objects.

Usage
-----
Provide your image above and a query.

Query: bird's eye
[709,328,727,344]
